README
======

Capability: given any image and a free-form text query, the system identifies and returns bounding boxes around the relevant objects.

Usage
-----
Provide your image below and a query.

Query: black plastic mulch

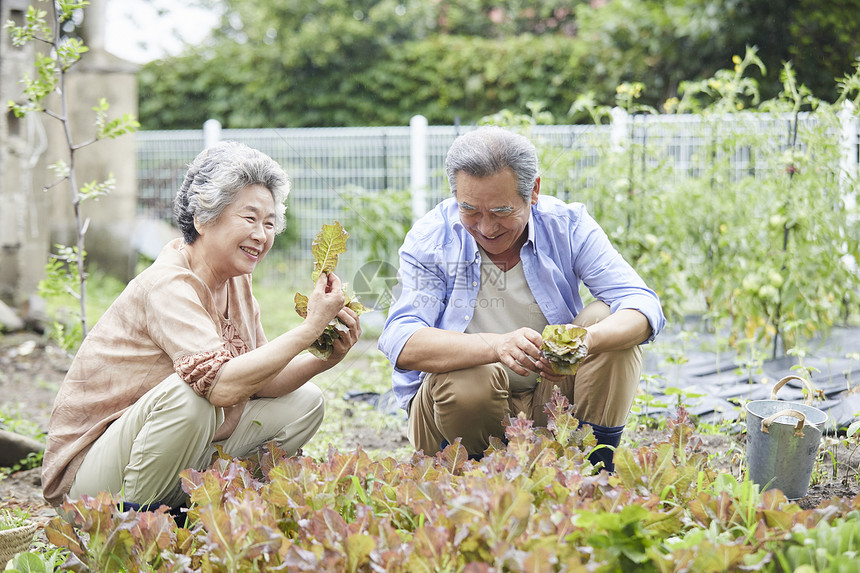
[643,324,860,432]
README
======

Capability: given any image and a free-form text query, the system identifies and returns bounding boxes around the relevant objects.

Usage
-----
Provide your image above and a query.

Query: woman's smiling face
[456,168,538,263]
[196,184,276,281]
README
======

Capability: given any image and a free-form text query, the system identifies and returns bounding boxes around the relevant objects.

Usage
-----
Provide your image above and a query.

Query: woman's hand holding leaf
[294,221,367,360]
[304,271,345,335]
[326,307,362,363]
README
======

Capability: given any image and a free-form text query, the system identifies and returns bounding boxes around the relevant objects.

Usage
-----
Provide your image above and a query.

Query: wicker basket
[0,522,38,568]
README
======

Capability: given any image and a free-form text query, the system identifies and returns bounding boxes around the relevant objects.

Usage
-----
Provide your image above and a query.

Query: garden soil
[1,331,858,538]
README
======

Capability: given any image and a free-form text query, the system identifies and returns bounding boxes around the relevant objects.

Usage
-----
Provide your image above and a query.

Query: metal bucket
[745,375,827,500]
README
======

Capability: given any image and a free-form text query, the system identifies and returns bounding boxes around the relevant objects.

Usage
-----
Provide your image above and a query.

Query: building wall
[0,0,139,307]
[39,48,139,282]
[0,0,49,306]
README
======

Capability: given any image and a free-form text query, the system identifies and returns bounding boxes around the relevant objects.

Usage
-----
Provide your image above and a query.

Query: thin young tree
[6,0,139,341]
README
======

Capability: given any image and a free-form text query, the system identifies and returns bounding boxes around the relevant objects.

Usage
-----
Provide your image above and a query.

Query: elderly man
[378,126,665,470]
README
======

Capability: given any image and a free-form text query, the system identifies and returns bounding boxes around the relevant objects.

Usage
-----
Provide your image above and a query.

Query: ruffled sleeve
[174,349,233,397]
[173,321,250,397]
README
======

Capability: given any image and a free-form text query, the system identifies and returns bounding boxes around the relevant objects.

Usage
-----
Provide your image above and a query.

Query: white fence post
[203,118,222,149]
[410,114,428,222]
[839,101,858,212]
[610,106,628,153]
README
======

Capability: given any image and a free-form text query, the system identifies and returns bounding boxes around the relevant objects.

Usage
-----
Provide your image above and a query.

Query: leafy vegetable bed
[28,390,860,572]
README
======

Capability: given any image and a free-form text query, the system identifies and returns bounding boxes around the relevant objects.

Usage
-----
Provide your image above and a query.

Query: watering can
[745,375,827,500]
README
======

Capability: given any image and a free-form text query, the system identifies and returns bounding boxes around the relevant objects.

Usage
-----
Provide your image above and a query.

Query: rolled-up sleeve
[379,231,455,409]
[380,248,448,360]
[572,210,665,343]
[380,205,472,409]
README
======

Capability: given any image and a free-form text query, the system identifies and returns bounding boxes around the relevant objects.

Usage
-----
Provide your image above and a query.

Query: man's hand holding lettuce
[540,324,588,375]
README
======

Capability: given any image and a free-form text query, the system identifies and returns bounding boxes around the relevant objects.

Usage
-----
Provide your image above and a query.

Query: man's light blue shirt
[378,195,666,411]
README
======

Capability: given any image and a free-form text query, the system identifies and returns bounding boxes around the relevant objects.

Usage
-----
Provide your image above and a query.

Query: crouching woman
[42,141,361,510]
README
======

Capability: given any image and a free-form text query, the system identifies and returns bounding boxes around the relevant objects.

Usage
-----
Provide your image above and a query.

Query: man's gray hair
[174,141,290,244]
[445,126,540,202]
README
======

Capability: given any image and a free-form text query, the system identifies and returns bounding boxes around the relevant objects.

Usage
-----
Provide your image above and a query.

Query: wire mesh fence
[136,111,859,287]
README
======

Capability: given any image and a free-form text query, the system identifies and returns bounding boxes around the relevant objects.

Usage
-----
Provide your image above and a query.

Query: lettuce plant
[294,221,367,359]
[541,324,588,375]
[41,390,860,571]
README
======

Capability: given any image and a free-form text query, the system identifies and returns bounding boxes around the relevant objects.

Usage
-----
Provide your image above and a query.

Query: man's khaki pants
[408,301,642,457]
[69,374,324,508]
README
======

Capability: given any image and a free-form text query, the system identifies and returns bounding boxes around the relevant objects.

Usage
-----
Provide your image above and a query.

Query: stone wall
[0,0,47,307]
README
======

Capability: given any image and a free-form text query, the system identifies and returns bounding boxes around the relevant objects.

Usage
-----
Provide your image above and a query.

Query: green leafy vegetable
[311,221,349,282]
[295,221,368,359]
[40,390,860,572]
[540,323,588,375]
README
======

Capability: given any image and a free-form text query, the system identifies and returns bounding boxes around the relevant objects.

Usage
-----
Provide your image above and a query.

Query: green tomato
[758,285,779,301]
[742,275,760,293]
[767,270,784,288]
[644,234,658,248]
[769,214,787,229]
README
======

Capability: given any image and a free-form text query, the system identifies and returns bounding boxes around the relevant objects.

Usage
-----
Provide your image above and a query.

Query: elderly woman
[41,141,361,510]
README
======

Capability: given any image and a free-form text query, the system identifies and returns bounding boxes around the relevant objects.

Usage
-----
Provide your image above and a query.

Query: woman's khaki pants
[408,301,642,458]
[69,374,324,508]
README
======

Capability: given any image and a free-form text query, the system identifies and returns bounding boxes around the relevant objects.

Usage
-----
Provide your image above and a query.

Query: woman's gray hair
[445,126,540,202]
[174,141,290,244]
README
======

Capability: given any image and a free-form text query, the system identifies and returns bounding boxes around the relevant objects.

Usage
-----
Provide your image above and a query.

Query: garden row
[9,391,858,572]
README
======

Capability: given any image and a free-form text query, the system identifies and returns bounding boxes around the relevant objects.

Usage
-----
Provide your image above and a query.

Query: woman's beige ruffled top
[41,238,267,506]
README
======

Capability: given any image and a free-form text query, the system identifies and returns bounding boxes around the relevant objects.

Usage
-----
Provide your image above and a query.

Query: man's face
[455,168,539,261]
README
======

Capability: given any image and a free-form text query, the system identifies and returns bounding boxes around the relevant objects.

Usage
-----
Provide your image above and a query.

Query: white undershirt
[465,246,549,392]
